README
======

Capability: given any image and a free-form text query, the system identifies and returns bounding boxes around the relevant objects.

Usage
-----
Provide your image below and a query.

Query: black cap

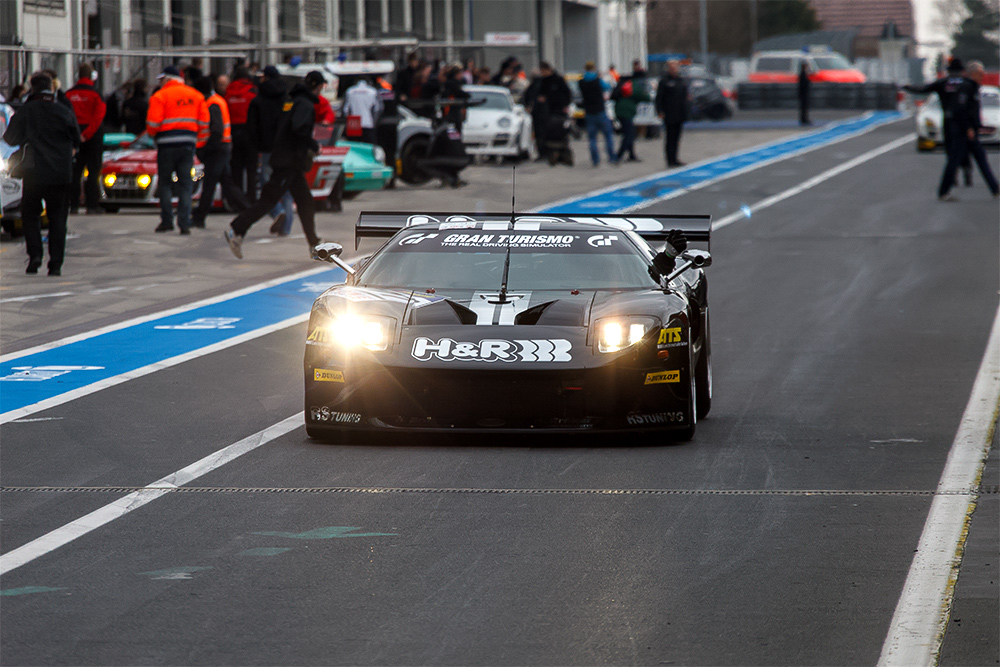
[159,65,182,79]
[304,70,326,88]
[947,57,964,72]
[262,65,281,79]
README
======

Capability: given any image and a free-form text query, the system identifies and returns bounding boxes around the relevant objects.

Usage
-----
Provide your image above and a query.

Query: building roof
[809,0,914,39]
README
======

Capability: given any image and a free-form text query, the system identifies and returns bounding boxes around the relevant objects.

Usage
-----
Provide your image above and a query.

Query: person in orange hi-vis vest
[191,75,250,228]
[146,66,202,234]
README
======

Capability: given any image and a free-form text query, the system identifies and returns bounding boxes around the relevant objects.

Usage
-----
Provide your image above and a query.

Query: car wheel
[342,190,361,200]
[399,135,433,185]
[102,205,120,213]
[695,317,712,421]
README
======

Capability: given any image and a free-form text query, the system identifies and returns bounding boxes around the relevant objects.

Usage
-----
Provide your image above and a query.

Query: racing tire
[342,190,361,200]
[102,205,120,213]
[695,310,712,420]
[675,369,697,441]
[399,135,433,186]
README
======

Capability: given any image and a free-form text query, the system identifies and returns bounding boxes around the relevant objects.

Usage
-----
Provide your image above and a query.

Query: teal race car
[339,139,394,197]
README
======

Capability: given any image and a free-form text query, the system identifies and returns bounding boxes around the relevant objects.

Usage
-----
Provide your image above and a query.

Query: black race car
[304,212,713,440]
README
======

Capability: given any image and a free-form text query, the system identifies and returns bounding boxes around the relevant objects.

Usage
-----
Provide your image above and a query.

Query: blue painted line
[538,111,904,215]
[0,111,904,418]
[0,586,67,596]
[0,268,345,416]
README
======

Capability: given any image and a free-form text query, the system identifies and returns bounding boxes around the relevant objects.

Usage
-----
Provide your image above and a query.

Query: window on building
[25,0,67,12]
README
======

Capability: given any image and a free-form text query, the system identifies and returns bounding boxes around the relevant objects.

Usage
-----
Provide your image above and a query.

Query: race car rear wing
[355,212,712,250]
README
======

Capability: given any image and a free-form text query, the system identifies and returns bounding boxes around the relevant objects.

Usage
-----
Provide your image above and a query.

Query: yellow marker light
[103,173,117,188]
[136,174,152,188]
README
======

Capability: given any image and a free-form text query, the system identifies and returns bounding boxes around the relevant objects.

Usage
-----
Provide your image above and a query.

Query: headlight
[372,146,386,164]
[312,313,394,351]
[136,174,152,188]
[497,116,512,129]
[595,316,658,353]
[103,173,117,188]
[192,167,202,181]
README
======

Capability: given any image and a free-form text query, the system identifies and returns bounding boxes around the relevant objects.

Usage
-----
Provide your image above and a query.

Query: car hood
[313,285,686,367]
[465,109,517,129]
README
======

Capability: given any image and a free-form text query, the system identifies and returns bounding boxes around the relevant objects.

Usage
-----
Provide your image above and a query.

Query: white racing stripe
[713,133,916,231]
[878,305,1000,666]
[0,412,304,576]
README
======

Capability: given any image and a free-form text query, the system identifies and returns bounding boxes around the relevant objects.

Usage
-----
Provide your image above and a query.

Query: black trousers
[967,135,1000,195]
[229,126,258,202]
[376,121,398,177]
[22,181,70,271]
[798,95,810,125]
[71,133,103,210]
[664,121,683,165]
[230,165,318,246]
[194,145,251,224]
[939,124,972,197]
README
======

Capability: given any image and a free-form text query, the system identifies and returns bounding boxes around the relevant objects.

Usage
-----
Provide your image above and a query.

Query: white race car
[916,84,1000,151]
[461,85,533,160]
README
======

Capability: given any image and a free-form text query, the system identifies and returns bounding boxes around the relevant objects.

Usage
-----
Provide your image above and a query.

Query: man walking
[146,66,203,233]
[224,70,325,258]
[960,61,1000,198]
[655,59,688,167]
[65,63,106,213]
[342,76,382,144]
[3,73,80,275]
[579,62,616,166]
[246,66,294,235]
[797,61,811,126]
[191,75,250,228]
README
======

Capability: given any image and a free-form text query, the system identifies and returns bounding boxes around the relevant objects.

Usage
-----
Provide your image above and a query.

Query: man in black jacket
[655,59,688,167]
[191,76,249,228]
[3,73,81,275]
[246,66,294,234]
[224,70,324,258]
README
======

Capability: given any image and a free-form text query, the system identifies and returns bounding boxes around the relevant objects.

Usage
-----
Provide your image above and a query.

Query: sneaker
[191,218,206,229]
[224,227,244,259]
[26,257,42,275]
[179,227,191,235]
[938,193,958,202]
[48,268,61,276]
[155,223,173,233]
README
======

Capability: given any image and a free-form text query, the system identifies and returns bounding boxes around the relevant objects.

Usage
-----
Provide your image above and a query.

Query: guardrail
[736,82,900,110]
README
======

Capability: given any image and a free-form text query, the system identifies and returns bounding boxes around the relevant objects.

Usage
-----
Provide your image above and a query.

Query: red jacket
[224,77,256,125]
[65,78,107,141]
[314,95,335,124]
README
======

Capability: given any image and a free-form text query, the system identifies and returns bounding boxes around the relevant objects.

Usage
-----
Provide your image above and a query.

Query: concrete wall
[562,2,597,74]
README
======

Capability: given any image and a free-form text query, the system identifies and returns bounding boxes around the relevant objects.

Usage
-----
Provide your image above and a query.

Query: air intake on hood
[408,299,479,325]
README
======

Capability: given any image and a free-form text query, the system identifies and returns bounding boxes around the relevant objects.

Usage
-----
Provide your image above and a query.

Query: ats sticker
[657,327,683,346]
[306,328,328,343]
[310,407,361,423]
[412,337,572,362]
[314,369,345,382]
[644,370,680,384]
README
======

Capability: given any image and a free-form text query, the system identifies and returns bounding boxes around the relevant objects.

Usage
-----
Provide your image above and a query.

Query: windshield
[359,231,657,290]
[755,57,793,72]
[812,55,853,70]
[467,90,513,111]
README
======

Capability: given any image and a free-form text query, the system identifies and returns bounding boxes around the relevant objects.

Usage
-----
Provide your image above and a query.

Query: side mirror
[656,249,713,284]
[312,242,356,276]
[681,249,712,268]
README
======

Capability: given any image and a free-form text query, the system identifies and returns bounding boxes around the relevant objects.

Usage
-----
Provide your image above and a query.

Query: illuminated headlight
[372,146,386,164]
[136,174,152,188]
[318,313,394,351]
[595,316,658,353]
[497,116,512,129]
[103,173,117,188]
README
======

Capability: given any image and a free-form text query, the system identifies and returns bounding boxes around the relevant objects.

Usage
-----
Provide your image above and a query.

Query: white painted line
[878,304,1000,667]
[529,111,908,215]
[712,133,916,231]
[1,292,76,304]
[0,264,333,363]
[0,314,308,424]
[0,412,304,576]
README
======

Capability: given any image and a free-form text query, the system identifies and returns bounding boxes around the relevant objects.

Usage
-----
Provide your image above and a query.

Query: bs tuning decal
[644,370,681,384]
[412,338,572,362]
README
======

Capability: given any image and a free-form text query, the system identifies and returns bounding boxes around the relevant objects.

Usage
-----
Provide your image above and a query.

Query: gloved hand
[663,229,688,259]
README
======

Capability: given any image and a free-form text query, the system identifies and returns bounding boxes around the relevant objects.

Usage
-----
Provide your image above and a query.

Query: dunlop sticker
[644,370,680,385]
[314,369,345,383]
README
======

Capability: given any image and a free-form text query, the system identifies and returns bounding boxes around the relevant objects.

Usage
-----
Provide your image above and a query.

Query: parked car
[915,84,1000,151]
[460,85,533,160]
[748,50,866,84]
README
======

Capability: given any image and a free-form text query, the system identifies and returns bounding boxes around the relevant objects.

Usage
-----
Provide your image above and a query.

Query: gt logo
[658,327,682,345]
[644,370,680,384]
[400,233,439,245]
[412,337,572,362]
[588,234,618,247]
[313,165,340,192]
